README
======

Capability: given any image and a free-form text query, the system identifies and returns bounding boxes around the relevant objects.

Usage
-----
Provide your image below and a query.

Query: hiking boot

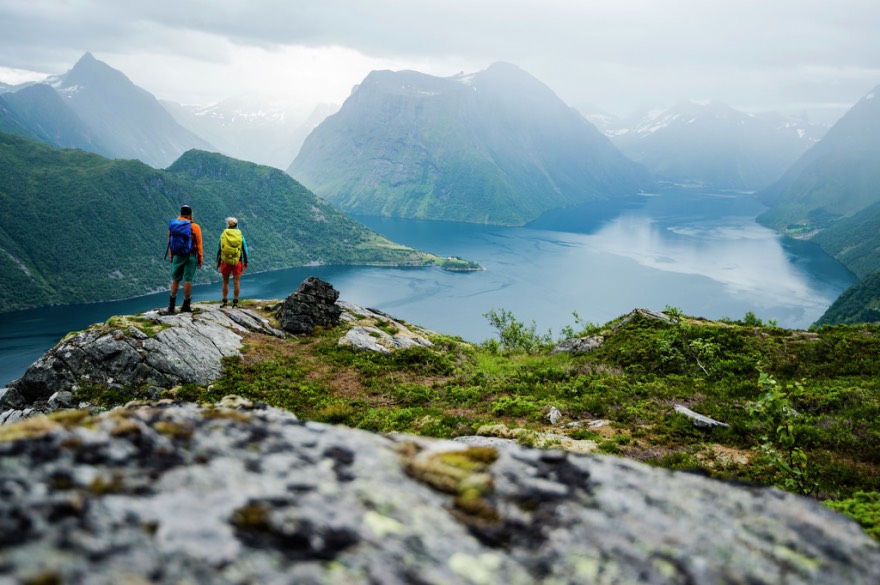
[181,298,193,313]
[232,299,239,309]
[220,299,228,308]
[167,296,176,314]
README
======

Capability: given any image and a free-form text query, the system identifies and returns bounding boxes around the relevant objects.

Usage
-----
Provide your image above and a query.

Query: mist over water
[0,190,856,386]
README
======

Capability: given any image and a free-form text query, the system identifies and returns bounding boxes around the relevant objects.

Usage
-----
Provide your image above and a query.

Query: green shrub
[825,491,880,540]
[482,308,553,354]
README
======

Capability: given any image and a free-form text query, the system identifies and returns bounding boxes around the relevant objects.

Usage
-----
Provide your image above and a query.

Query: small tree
[747,370,817,496]
[482,308,552,354]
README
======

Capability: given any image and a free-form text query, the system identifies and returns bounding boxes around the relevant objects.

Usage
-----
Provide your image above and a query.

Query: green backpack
[220,228,243,266]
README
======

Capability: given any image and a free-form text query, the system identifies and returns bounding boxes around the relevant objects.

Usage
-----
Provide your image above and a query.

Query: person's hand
[244,263,248,270]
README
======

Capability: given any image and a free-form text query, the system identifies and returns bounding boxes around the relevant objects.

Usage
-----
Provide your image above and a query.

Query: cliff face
[2,398,878,584]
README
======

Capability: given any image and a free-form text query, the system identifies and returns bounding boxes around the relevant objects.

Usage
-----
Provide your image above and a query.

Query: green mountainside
[289,63,652,225]
[811,198,880,280]
[816,270,880,326]
[0,131,450,313]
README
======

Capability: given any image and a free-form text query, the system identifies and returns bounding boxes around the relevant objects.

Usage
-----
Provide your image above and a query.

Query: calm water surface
[0,190,856,386]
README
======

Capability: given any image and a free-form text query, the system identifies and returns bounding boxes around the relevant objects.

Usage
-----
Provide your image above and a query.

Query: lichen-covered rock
[8,304,285,403]
[276,276,342,334]
[1,401,876,584]
[337,301,435,353]
[0,388,25,410]
[552,335,604,354]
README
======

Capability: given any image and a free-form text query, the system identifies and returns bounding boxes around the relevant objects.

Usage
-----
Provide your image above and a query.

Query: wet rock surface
[0,400,878,584]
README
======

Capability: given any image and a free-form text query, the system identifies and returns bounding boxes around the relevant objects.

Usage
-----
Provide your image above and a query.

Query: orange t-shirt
[169,217,203,264]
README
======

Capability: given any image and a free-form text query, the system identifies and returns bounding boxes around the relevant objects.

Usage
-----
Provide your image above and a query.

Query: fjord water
[0,189,856,386]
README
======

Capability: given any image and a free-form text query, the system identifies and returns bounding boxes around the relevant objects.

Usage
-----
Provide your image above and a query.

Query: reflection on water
[0,190,857,386]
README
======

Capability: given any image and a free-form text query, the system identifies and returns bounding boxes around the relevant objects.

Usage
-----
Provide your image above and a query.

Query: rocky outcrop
[2,283,438,422]
[551,335,604,355]
[0,399,877,584]
[7,304,286,406]
[551,309,671,355]
[337,301,434,354]
[275,276,343,334]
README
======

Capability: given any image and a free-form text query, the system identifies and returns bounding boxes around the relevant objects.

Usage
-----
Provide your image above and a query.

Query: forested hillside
[0,131,445,312]
[816,270,880,326]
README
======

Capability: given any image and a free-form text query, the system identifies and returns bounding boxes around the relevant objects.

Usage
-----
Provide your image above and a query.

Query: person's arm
[194,224,204,266]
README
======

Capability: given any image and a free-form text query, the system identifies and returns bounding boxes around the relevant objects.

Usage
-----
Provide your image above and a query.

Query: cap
[180,205,192,216]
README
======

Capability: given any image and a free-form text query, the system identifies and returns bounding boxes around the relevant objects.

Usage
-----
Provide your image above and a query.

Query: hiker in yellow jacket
[216,217,249,308]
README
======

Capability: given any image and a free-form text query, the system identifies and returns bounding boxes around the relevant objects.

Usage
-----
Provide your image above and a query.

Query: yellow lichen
[0,409,95,443]
[401,444,500,523]
[153,420,193,439]
[202,408,252,422]
[231,502,270,529]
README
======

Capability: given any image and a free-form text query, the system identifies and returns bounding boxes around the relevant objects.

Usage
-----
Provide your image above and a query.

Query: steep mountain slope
[0,95,39,138]
[810,196,880,279]
[815,269,880,326]
[0,131,445,313]
[756,85,880,231]
[39,52,214,168]
[1,82,106,153]
[608,101,823,191]
[288,62,651,225]
[163,97,337,170]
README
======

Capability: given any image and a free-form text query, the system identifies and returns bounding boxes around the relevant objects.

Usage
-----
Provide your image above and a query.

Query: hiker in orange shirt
[166,204,203,314]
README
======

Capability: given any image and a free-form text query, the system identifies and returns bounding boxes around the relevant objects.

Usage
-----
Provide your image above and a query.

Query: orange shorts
[219,261,244,276]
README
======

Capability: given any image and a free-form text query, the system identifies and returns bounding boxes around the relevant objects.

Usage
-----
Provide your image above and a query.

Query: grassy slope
[82,304,880,539]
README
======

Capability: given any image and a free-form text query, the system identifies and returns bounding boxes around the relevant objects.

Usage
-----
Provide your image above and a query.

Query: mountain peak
[76,51,97,64]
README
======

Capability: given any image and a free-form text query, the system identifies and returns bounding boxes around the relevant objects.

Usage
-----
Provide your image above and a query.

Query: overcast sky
[1,0,878,124]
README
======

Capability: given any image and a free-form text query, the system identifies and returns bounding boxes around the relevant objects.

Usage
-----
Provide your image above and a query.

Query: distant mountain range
[4,53,880,325]
[288,62,652,225]
[587,101,826,191]
[162,97,338,170]
[0,130,447,313]
[0,53,212,168]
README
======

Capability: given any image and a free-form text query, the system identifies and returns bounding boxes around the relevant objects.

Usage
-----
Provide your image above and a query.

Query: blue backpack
[168,219,193,256]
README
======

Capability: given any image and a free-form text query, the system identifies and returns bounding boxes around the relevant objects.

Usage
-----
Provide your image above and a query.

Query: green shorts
[170,254,198,283]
